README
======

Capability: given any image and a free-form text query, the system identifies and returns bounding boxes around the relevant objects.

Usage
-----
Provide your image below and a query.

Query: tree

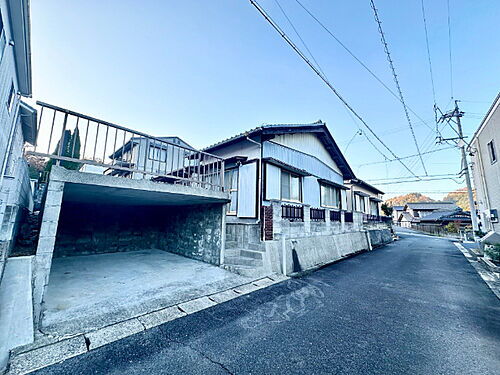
[443,187,476,211]
[45,128,82,172]
[385,193,434,207]
[381,203,393,216]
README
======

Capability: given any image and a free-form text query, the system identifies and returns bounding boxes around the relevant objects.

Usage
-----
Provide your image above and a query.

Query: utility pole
[437,101,479,233]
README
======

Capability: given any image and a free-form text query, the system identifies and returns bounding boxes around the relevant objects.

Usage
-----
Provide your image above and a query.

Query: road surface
[33,229,500,374]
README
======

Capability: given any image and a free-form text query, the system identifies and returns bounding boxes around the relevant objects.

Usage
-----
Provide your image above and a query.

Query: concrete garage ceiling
[63,182,226,206]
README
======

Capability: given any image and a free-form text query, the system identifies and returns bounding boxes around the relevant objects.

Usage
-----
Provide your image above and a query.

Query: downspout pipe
[246,136,263,223]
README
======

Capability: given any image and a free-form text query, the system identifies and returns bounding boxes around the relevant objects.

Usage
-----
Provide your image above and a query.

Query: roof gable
[203,121,355,179]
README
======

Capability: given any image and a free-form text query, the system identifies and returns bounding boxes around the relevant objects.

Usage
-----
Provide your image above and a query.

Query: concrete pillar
[33,180,64,325]
[341,210,345,232]
[303,205,311,235]
[219,203,227,265]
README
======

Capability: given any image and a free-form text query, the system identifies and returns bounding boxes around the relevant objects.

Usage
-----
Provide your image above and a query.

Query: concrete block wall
[33,180,64,323]
[266,200,364,240]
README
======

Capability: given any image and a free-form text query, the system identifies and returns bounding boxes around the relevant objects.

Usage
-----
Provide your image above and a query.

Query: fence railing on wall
[310,208,325,221]
[282,204,304,221]
[26,101,225,192]
[330,210,341,222]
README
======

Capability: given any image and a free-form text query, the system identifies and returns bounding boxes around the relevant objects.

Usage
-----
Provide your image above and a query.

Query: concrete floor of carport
[41,249,252,337]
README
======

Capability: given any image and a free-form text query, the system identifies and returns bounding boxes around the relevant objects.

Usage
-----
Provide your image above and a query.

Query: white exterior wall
[470,98,500,233]
[272,133,342,175]
[0,0,32,277]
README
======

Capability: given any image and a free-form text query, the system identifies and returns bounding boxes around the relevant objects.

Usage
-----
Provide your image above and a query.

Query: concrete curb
[454,242,500,300]
[6,274,288,375]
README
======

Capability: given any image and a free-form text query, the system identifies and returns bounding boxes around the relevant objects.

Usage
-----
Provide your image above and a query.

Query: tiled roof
[406,202,458,210]
[419,209,471,222]
[202,121,356,180]
[202,121,324,151]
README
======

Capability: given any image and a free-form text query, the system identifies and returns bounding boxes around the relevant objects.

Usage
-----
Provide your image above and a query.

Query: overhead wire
[369,0,428,175]
[447,0,454,99]
[293,0,434,132]
[420,0,437,106]
[274,0,392,163]
[249,0,420,179]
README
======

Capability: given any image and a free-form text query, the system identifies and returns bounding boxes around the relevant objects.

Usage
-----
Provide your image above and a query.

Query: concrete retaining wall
[368,229,392,248]
[264,228,392,275]
[54,202,223,265]
[264,231,369,275]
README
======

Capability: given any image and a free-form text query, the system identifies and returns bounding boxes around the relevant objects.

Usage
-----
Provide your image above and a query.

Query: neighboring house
[392,205,404,223]
[106,136,195,179]
[398,212,414,228]
[417,209,471,228]
[203,121,392,276]
[203,121,356,224]
[469,92,500,238]
[403,202,459,219]
[344,179,385,217]
[0,0,34,275]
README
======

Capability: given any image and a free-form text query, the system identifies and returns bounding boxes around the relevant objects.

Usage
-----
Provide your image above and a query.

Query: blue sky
[29,0,500,199]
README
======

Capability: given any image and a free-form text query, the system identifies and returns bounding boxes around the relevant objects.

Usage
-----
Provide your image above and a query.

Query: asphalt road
[34,230,500,375]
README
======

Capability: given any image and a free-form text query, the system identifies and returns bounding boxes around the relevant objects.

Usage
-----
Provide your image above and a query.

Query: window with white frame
[355,194,366,212]
[6,83,15,113]
[0,10,6,62]
[148,145,167,162]
[487,140,497,164]
[224,168,238,214]
[281,170,301,202]
[320,184,341,209]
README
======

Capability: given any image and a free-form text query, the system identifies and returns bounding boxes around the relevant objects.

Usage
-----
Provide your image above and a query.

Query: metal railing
[363,214,392,223]
[282,204,304,221]
[330,210,341,222]
[310,208,325,221]
[27,101,225,191]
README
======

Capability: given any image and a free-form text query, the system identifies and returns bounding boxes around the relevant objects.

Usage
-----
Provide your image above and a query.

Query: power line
[248,0,420,179]
[356,146,455,167]
[273,0,325,77]
[369,0,428,175]
[373,176,464,186]
[274,0,393,163]
[420,0,437,106]
[293,0,434,132]
[447,0,454,99]
[367,173,459,182]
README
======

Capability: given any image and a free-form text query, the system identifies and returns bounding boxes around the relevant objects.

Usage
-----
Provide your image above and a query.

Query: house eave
[7,0,32,97]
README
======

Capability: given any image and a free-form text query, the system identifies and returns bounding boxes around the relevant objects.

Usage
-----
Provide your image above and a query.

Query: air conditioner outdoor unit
[489,209,499,223]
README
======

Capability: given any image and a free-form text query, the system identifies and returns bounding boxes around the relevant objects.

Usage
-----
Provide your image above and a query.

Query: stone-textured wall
[225,222,262,250]
[53,202,223,265]
[368,229,392,248]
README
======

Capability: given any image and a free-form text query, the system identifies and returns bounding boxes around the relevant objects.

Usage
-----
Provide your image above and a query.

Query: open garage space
[41,249,251,336]
[33,167,231,332]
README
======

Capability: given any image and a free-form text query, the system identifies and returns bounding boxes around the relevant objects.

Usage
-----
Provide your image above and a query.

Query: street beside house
[31,229,500,375]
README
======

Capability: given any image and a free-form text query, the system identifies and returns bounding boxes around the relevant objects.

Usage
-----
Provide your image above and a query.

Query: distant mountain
[443,187,476,211]
[385,193,434,207]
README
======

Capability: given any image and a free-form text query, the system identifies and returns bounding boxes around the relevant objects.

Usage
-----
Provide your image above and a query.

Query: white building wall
[470,99,500,233]
[272,133,342,175]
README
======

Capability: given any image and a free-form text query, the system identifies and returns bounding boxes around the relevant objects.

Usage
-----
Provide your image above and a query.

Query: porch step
[224,248,264,260]
[224,256,263,267]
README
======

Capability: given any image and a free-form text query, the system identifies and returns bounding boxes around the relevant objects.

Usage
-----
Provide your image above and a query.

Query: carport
[33,166,232,332]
